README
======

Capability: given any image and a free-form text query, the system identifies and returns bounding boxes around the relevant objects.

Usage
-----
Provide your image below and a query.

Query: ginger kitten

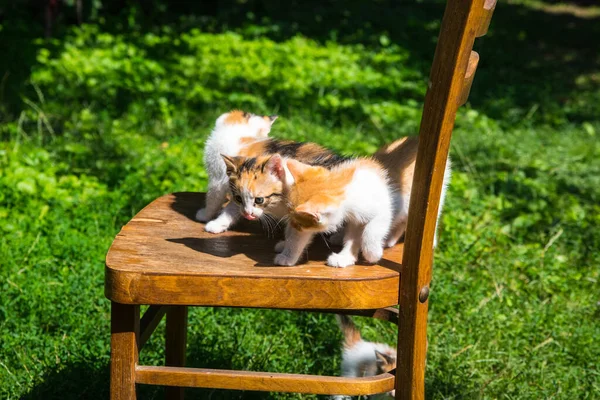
[274,157,393,267]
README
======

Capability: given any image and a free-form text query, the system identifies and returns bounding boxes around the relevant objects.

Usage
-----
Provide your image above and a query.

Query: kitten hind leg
[204,201,240,233]
[327,223,362,268]
[196,181,228,222]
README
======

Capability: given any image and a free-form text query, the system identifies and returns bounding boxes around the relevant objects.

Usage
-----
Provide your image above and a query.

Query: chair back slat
[478,0,498,37]
[458,51,480,107]
[396,1,496,399]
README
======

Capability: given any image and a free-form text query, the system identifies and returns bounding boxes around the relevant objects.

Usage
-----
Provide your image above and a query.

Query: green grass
[1,0,599,399]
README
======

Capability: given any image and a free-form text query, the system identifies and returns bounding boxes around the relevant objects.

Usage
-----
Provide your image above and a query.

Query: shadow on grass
[3,1,599,124]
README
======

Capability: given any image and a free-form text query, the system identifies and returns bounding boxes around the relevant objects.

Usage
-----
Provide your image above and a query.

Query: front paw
[274,240,285,253]
[196,208,210,222]
[274,253,297,266]
[205,220,229,234]
[327,252,356,268]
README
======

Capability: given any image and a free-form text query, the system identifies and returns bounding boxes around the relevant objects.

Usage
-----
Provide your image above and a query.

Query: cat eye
[254,197,264,205]
[234,195,243,203]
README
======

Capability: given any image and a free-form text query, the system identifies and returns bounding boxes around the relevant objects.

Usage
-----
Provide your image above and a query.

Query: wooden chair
[105,1,496,398]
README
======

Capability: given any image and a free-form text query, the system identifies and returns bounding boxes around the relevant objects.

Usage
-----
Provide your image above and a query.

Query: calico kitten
[374,137,451,248]
[197,110,278,232]
[334,315,396,399]
[198,110,348,233]
[274,157,393,267]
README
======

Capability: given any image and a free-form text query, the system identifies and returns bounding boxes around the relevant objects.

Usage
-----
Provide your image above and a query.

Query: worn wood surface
[105,192,401,309]
[165,306,188,400]
[111,302,139,400]
[396,0,495,399]
[135,365,395,396]
[139,305,167,350]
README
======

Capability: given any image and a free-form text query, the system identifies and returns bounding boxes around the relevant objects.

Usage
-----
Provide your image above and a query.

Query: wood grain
[135,365,395,396]
[105,192,401,310]
[111,302,139,400]
[397,1,495,399]
[165,306,188,400]
[139,305,167,350]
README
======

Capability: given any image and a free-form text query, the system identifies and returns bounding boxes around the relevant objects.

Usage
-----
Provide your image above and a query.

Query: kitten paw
[204,220,229,234]
[274,253,297,266]
[274,240,286,253]
[362,246,384,264]
[385,238,398,248]
[326,252,356,268]
[196,208,210,222]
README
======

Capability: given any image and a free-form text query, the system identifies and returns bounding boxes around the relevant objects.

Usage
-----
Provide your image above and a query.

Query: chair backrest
[397,0,496,398]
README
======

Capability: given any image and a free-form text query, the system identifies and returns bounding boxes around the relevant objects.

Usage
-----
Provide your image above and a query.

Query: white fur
[341,340,395,378]
[196,112,275,232]
[275,162,393,267]
[385,158,452,248]
[333,340,396,400]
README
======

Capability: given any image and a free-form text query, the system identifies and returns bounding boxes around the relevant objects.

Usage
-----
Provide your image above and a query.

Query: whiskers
[259,213,284,238]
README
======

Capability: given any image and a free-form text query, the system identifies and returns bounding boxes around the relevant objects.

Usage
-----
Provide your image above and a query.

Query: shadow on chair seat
[105,192,402,309]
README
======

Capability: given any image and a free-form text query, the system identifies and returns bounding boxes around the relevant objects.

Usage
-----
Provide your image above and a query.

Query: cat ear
[295,204,320,224]
[221,154,240,176]
[374,350,395,366]
[267,115,278,124]
[263,154,285,180]
[286,159,313,180]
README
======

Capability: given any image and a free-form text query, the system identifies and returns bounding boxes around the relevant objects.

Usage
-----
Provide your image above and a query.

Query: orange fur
[224,110,250,125]
[286,161,357,230]
[238,138,268,157]
[374,136,418,198]
[337,315,362,349]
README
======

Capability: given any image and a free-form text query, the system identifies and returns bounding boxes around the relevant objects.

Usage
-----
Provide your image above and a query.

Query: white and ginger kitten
[274,157,393,267]
[274,136,450,267]
[333,315,396,399]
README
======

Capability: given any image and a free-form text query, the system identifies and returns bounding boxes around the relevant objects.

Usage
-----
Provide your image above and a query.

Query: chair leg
[165,306,188,400]
[111,302,140,400]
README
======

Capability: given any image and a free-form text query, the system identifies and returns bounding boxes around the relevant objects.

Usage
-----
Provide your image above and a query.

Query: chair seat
[105,193,402,309]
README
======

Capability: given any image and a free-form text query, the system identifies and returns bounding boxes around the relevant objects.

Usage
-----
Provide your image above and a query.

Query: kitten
[373,137,451,248]
[274,157,393,267]
[334,315,396,399]
[198,110,348,233]
[197,110,278,232]
[273,136,450,267]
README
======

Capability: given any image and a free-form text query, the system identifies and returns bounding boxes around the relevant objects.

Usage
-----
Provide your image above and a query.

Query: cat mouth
[243,213,257,221]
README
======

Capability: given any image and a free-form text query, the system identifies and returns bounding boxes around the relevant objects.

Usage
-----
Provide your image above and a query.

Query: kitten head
[215,110,278,137]
[285,159,352,231]
[375,349,397,398]
[221,154,287,220]
[374,349,397,374]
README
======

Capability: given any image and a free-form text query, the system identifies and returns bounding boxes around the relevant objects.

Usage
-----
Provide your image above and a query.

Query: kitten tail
[335,315,362,348]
